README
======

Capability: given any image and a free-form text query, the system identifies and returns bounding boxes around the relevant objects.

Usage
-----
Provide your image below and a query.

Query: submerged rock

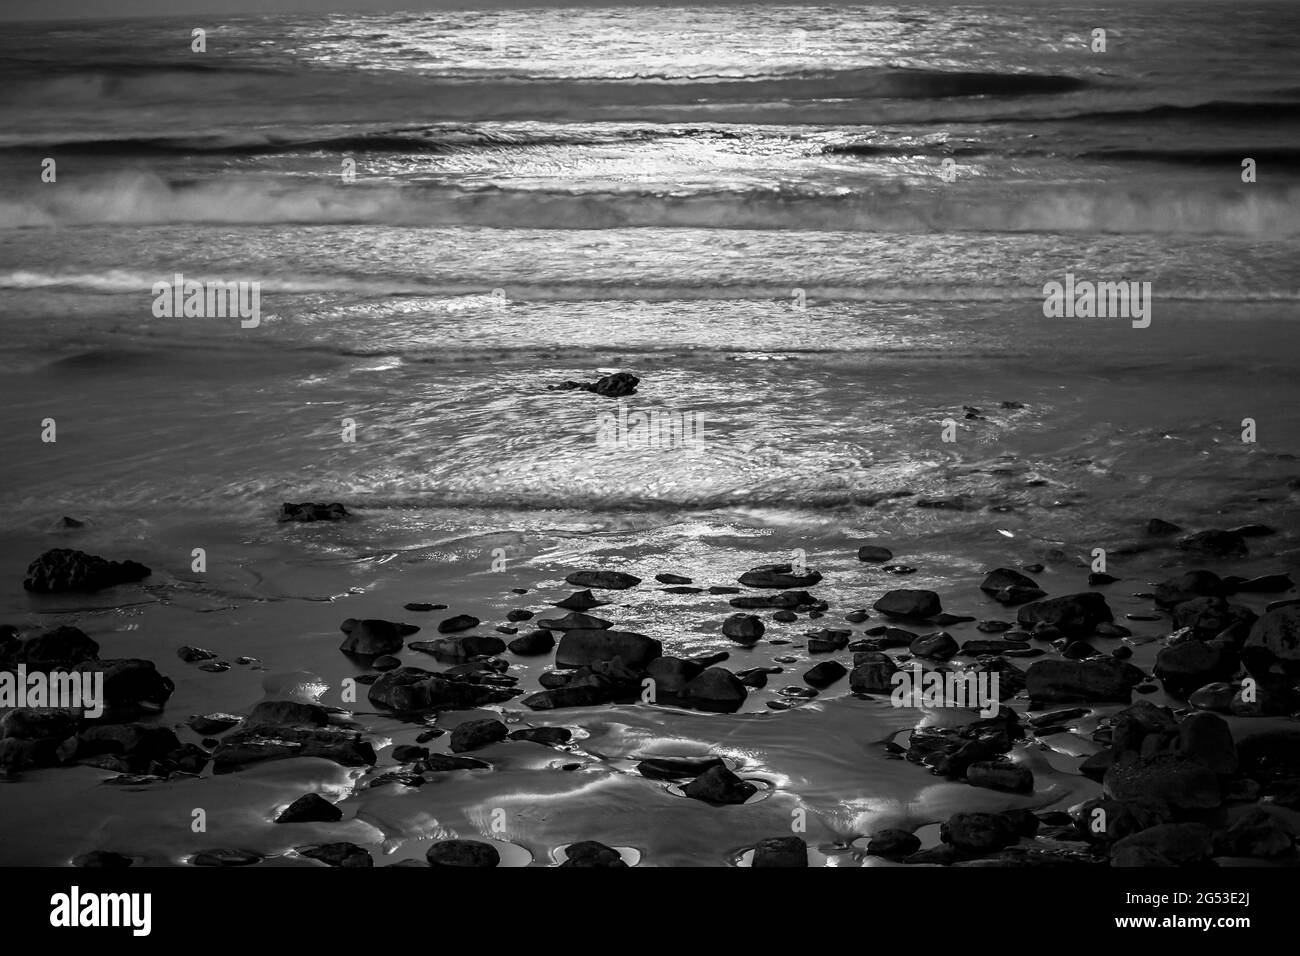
[636,756,725,780]
[278,502,349,522]
[549,371,640,398]
[1177,529,1248,558]
[536,611,611,631]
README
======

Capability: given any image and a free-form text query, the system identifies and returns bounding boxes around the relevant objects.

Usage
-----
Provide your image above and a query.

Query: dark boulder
[23,549,150,594]
[276,793,343,823]
[564,570,641,590]
[555,629,661,670]
[278,502,349,522]
[873,589,942,619]
[426,839,501,867]
[1017,592,1113,637]
[339,618,418,656]
[738,563,822,589]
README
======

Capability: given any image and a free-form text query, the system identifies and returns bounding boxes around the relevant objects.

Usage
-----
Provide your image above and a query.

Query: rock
[1061,641,1100,660]
[0,708,76,742]
[1017,592,1113,637]
[857,546,893,562]
[403,602,447,612]
[644,656,703,695]
[420,754,491,772]
[276,793,343,823]
[803,661,847,688]
[752,836,807,867]
[198,661,230,673]
[521,681,613,710]
[298,843,372,867]
[76,658,174,716]
[564,570,641,590]
[682,667,747,713]
[449,718,508,753]
[213,727,376,773]
[426,839,500,868]
[1236,573,1294,593]
[23,548,150,594]
[549,371,639,398]
[1089,572,1119,585]
[191,849,262,867]
[339,618,418,656]
[553,590,608,610]
[967,761,1034,793]
[1146,518,1182,536]
[555,629,661,670]
[1154,640,1239,697]
[636,756,725,780]
[910,631,958,660]
[536,612,612,632]
[738,563,822,589]
[12,626,99,667]
[72,851,132,868]
[177,646,218,663]
[187,713,240,736]
[773,610,798,623]
[368,667,506,712]
[391,745,429,762]
[1177,530,1247,558]
[1171,597,1255,641]
[1111,824,1213,867]
[807,628,850,652]
[1096,622,1132,638]
[994,585,1046,605]
[1025,658,1144,702]
[278,502,349,522]
[1104,752,1221,810]
[941,812,1020,853]
[906,708,1025,777]
[722,614,765,644]
[1179,711,1236,773]
[1154,570,1226,607]
[850,654,899,694]
[560,841,627,867]
[1245,604,1300,672]
[683,765,756,804]
[979,568,1039,593]
[977,620,1012,633]
[245,700,329,729]
[867,829,921,859]
[409,635,508,661]
[873,589,942,619]
[437,614,480,634]
[508,727,572,746]
[372,655,401,671]
[507,629,555,655]
[729,590,816,610]
[1214,807,1295,858]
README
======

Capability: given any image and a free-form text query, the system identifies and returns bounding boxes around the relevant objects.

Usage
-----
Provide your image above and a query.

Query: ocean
[0,2,1297,867]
